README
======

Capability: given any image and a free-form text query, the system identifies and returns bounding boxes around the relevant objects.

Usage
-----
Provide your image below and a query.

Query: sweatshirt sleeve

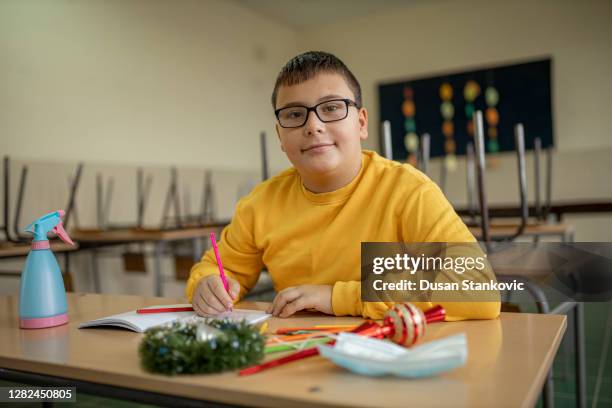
[185,199,263,303]
[331,280,501,321]
[332,280,393,319]
[329,181,500,321]
[401,182,500,321]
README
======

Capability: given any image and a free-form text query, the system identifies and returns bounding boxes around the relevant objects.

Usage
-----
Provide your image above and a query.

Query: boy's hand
[192,275,241,316]
[266,285,333,318]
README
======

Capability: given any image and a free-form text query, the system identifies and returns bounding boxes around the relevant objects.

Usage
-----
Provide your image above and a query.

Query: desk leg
[574,303,586,408]
[153,241,166,297]
[562,229,576,244]
[525,280,554,408]
[500,275,553,407]
[90,248,101,293]
[63,252,74,292]
[192,237,203,262]
[561,229,585,408]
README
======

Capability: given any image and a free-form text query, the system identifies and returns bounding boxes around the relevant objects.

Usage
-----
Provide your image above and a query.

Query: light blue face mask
[317,332,467,378]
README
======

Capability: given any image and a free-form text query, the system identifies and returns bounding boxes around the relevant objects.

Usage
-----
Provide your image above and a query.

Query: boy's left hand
[266,285,333,317]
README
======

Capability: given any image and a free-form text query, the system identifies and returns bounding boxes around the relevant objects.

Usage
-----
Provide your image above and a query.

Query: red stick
[136,306,194,314]
[239,321,379,376]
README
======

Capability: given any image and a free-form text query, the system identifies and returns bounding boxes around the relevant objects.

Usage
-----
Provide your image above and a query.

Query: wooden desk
[468,222,574,241]
[71,225,226,296]
[0,293,566,408]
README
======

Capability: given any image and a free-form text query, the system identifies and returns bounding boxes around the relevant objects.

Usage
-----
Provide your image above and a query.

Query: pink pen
[210,232,232,310]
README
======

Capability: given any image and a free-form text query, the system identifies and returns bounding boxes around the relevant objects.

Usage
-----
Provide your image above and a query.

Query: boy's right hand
[192,275,240,316]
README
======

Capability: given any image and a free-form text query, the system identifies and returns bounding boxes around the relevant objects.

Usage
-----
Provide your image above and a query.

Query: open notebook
[78,304,271,333]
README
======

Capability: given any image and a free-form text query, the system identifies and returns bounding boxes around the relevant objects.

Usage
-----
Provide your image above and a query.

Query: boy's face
[274,73,368,177]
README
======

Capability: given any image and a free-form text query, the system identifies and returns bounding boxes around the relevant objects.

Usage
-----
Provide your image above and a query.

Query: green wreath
[139,319,265,375]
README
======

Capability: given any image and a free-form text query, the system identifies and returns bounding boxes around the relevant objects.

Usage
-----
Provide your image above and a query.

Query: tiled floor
[2,300,610,407]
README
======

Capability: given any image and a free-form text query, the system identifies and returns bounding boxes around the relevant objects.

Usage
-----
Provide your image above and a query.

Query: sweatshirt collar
[300,151,372,205]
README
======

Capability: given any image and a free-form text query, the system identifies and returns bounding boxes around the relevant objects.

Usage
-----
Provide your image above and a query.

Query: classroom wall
[0,0,295,172]
[299,0,612,240]
[300,0,612,153]
[1,0,611,297]
[0,0,298,297]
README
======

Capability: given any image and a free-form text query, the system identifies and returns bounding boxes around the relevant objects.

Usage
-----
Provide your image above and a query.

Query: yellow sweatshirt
[186,150,500,321]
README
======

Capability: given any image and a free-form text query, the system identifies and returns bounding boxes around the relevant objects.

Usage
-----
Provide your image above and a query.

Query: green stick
[265,337,333,354]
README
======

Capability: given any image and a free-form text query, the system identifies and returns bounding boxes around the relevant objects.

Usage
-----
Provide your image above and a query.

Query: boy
[186,51,499,321]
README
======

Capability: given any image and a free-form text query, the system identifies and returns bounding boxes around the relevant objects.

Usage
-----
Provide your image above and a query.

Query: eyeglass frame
[274,98,360,128]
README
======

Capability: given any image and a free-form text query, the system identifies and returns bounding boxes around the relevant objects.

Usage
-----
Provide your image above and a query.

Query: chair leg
[560,327,573,381]
[574,303,587,408]
[90,248,101,293]
[542,370,554,408]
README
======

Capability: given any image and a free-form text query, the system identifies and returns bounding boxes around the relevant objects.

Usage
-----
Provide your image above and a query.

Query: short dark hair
[271,51,362,109]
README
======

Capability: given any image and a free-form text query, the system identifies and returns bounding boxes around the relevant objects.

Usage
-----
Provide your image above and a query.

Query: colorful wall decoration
[378,59,553,167]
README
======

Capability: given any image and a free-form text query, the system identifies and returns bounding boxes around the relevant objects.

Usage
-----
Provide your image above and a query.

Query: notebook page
[79,306,270,332]
[78,310,193,332]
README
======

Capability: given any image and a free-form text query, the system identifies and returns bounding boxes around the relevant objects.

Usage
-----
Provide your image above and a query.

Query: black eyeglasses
[275,99,359,128]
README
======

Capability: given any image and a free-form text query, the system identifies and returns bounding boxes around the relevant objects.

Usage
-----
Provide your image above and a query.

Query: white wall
[0,0,294,171]
[299,0,612,242]
[0,0,299,296]
[299,0,612,153]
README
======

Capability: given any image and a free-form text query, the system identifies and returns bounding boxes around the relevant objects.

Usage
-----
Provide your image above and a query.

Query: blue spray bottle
[19,210,75,329]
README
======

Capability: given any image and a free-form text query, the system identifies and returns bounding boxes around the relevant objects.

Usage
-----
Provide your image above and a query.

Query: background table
[0,241,77,259]
[71,225,225,296]
[455,199,612,222]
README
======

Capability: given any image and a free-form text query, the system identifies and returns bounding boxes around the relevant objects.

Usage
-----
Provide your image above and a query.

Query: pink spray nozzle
[25,209,74,244]
[52,222,74,246]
